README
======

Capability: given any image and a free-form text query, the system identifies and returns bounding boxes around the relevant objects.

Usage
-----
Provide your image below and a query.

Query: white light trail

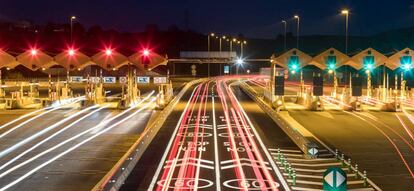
[0,97,156,191]
[0,92,153,179]
[0,105,107,172]
[0,97,83,139]
[0,105,98,158]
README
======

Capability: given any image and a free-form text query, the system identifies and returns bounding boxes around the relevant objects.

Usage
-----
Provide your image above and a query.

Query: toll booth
[308,74,324,111]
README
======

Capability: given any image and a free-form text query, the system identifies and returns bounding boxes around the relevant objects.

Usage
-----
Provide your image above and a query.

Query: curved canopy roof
[91,51,129,71]
[54,51,93,70]
[308,48,350,69]
[386,48,414,70]
[273,48,312,68]
[16,50,54,71]
[347,48,387,70]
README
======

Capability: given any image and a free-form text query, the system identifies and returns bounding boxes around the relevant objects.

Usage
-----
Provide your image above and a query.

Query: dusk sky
[1,0,414,38]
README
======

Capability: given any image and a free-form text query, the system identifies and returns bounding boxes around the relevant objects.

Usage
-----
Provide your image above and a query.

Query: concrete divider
[92,78,206,191]
[239,82,313,154]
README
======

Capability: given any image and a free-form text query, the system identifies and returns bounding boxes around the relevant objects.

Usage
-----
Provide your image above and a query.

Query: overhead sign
[154,77,167,84]
[90,77,100,84]
[119,77,127,84]
[323,167,347,191]
[137,76,150,84]
[103,77,116,83]
[70,76,83,83]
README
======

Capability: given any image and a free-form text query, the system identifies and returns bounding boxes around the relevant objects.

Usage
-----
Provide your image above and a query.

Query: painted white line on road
[229,82,291,191]
[165,158,213,164]
[212,96,221,191]
[220,158,270,165]
[148,86,199,191]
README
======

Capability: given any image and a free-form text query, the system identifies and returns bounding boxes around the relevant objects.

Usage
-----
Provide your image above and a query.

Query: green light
[364,55,375,71]
[401,56,412,71]
[289,55,300,71]
[327,55,336,70]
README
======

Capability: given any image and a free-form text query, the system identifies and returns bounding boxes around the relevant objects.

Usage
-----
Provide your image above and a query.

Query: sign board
[352,75,362,97]
[313,75,323,96]
[274,76,285,96]
[224,66,230,74]
[323,167,347,191]
[119,77,127,84]
[70,76,83,83]
[90,77,100,84]
[154,77,167,84]
[308,148,318,156]
[137,77,150,84]
[103,77,116,83]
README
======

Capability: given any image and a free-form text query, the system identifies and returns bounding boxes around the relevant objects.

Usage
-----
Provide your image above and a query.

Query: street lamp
[207,33,215,77]
[294,15,300,49]
[281,20,287,51]
[240,40,247,58]
[70,16,76,44]
[341,9,349,55]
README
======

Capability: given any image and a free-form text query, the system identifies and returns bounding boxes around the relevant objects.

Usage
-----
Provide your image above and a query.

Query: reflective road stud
[323,167,347,191]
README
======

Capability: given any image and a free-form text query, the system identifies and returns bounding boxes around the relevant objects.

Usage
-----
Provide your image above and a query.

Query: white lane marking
[276,162,342,167]
[221,162,272,170]
[229,83,291,191]
[148,86,199,191]
[212,96,221,191]
[0,97,155,191]
[220,158,270,165]
[165,158,213,164]
[268,148,302,153]
[164,162,214,170]
[0,105,108,172]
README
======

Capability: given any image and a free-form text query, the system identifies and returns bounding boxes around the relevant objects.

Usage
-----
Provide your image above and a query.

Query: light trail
[160,84,203,191]
[0,105,99,158]
[211,95,221,191]
[0,91,154,180]
[0,97,156,191]
[225,80,279,191]
[395,113,414,142]
[148,85,200,191]
[0,105,108,172]
[347,111,414,180]
[0,97,83,139]
[227,79,291,190]
[0,109,44,130]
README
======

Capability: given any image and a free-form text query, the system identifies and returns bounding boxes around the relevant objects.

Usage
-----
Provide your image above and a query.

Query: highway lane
[246,78,414,190]
[122,78,297,190]
[0,98,155,190]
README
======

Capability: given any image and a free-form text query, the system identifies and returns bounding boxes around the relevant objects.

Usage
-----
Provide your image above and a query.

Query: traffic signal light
[363,55,375,71]
[142,49,151,69]
[289,55,300,74]
[327,55,336,71]
[400,55,412,71]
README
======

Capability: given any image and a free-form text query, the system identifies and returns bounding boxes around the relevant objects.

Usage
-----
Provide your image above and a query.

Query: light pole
[282,20,287,51]
[70,16,76,44]
[341,9,349,55]
[294,15,300,49]
[207,33,215,77]
[240,40,246,58]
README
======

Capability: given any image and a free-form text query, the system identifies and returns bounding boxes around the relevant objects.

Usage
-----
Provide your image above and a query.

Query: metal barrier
[239,81,382,191]
[92,78,206,191]
[240,82,312,154]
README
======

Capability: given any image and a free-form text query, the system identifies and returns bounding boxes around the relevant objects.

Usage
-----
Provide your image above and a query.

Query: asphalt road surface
[247,77,414,190]
[0,98,154,191]
[121,77,298,190]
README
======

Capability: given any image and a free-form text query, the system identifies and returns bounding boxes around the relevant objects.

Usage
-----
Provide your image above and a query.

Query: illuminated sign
[154,77,167,84]
[103,77,116,83]
[70,76,83,83]
[137,76,150,84]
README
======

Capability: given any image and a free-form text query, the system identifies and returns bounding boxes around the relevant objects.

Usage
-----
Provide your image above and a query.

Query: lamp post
[240,40,246,58]
[341,9,349,55]
[207,33,215,77]
[294,15,300,50]
[282,20,287,51]
[70,16,76,44]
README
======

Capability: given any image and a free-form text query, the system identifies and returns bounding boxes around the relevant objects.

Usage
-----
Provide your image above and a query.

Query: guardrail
[92,78,206,191]
[239,81,382,191]
[239,82,313,154]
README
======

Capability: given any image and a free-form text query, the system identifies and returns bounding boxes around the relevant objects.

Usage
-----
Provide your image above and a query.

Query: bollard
[292,170,297,186]
[277,148,281,161]
[355,164,359,178]
[288,164,292,178]
[341,154,345,167]
[348,158,352,171]
[335,149,339,160]
[363,170,368,187]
